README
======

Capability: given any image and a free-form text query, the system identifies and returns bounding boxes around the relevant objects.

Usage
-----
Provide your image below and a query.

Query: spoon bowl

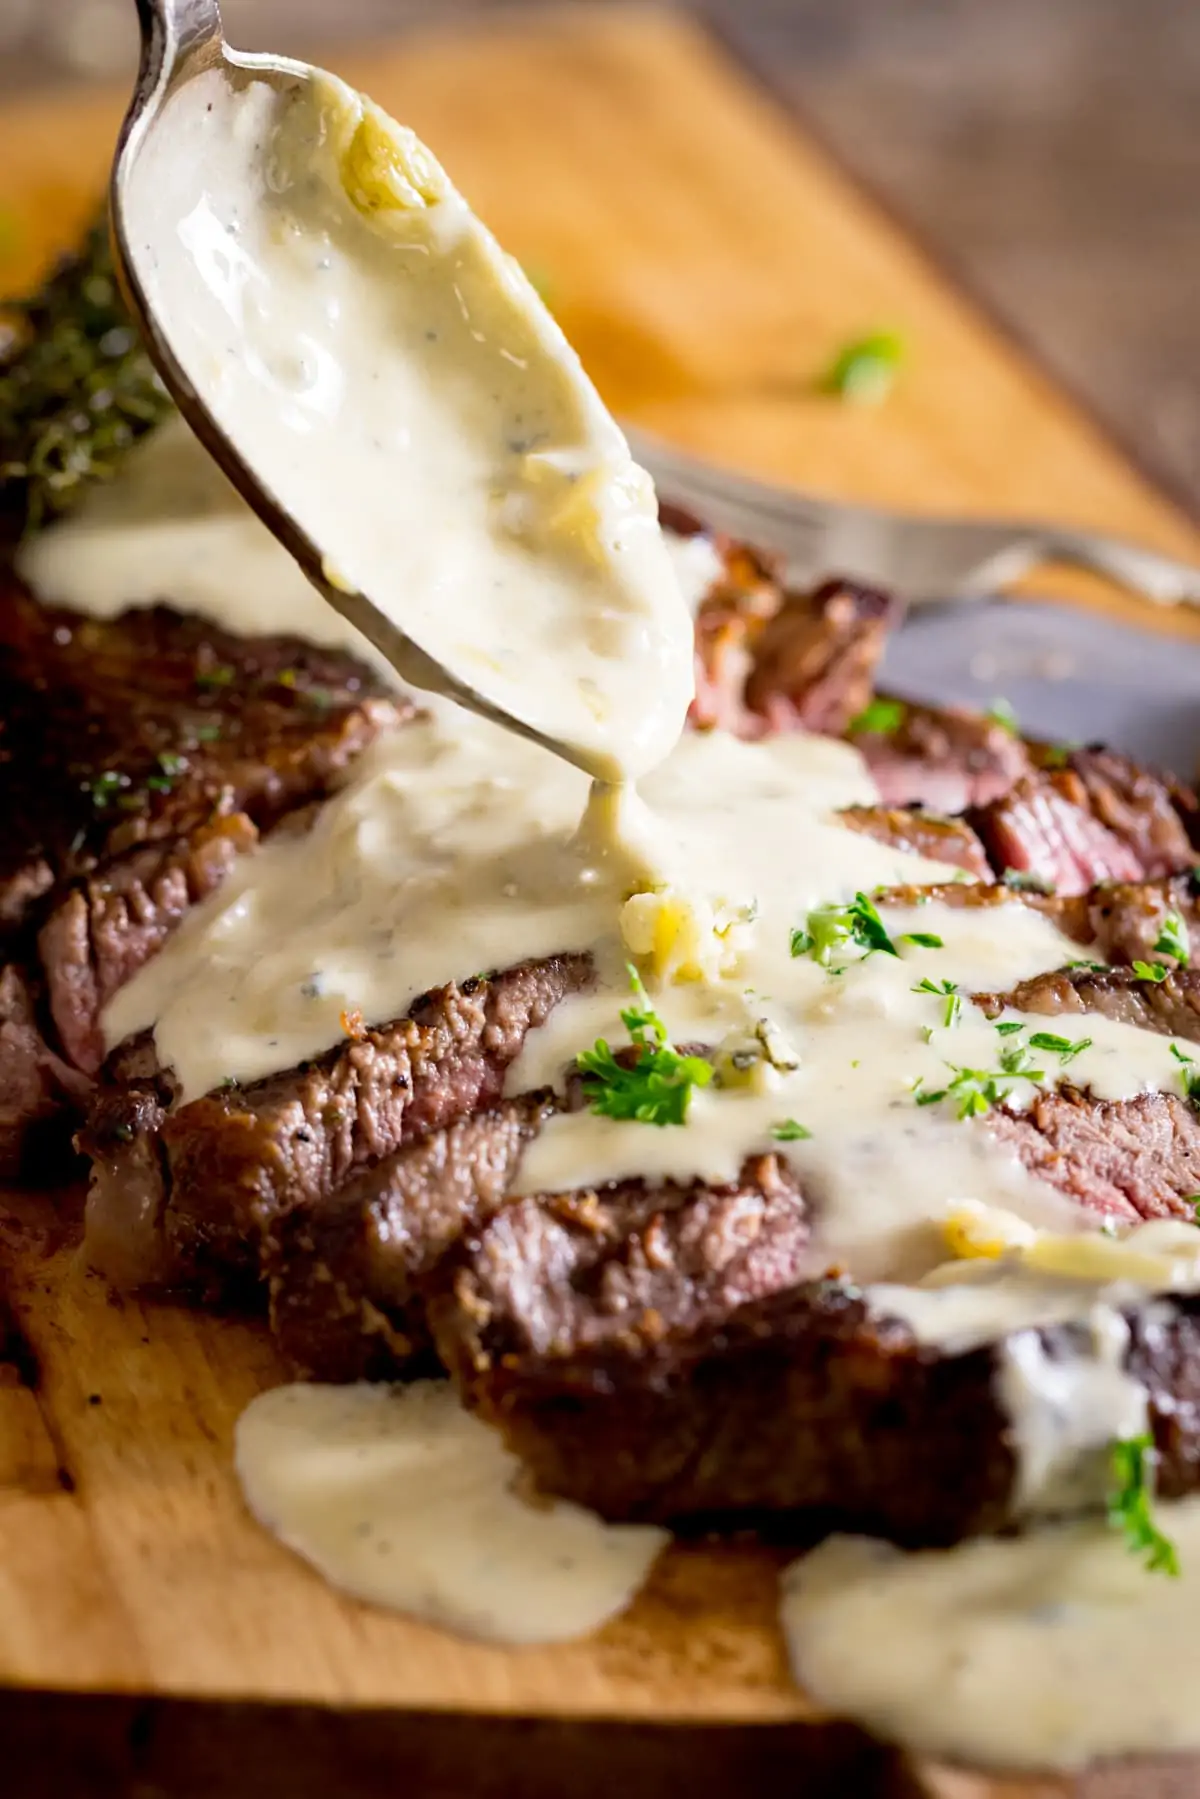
[110,0,680,777]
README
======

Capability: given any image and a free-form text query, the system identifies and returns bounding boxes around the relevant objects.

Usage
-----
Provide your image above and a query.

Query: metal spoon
[110,0,606,775]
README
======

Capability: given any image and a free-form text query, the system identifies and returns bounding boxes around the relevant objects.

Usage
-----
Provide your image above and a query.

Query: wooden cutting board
[2,8,1199,1797]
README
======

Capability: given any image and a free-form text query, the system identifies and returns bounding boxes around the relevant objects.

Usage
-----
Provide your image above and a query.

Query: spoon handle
[130,0,226,104]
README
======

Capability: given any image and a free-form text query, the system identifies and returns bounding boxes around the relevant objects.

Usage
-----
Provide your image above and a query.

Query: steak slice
[975,964,1200,1042]
[851,700,1032,813]
[37,812,258,1075]
[689,537,780,735]
[430,1151,812,1384]
[0,963,91,1180]
[81,953,593,1293]
[431,1267,1200,1545]
[0,580,403,1171]
[743,578,901,737]
[1087,874,1200,966]
[266,1093,554,1381]
[836,805,991,878]
[986,1089,1200,1223]
[969,771,1144,896]
[0,580,400,924]
[1033,745,1200,878]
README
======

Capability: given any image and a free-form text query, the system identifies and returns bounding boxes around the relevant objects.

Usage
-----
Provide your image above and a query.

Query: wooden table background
[2,0,1197,516]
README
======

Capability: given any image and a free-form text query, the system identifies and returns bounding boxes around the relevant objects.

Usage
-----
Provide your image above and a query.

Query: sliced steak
[689,538,780,735]
[0,580,399,923]
[266,1093,554,1381]
[836,805,991,878]
[743,578,901,737]
[872,876,1093,945]
[1033,746,1199,878]
[969,771,1144,896]
[986,1089,1200,1223]
[37,812,258,1075]
[0,580,402,1170]
[851,700,1032,813]
[430,1150,811,1376]
[1087,874,1200,966]
[975,964,1200,1042]
[0,964,90,1180]
[432,1267,1200,1544]
[81,953,592,1293]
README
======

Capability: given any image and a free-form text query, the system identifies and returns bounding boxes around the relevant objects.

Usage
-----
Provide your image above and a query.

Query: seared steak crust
[0,579,401,1171]
[852,701,1032,814]
[836,804,991,878]
[743,579,901,737]
[431,1271,1200,1544]
[266,1094,555,1382]
[975,964,1200,1042]
[81,954,593,1292]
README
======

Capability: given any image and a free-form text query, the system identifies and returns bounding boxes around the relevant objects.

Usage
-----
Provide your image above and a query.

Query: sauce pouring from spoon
[109,0,695,784]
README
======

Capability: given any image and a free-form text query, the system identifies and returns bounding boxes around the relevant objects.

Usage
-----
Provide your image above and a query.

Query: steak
[974,964,1200,1042]
[743,578,901,737]
[0,579,402,1171]
[0,963,91,1179]
[986,1089,1200,1222]
[970,758,1199,897]
[266,1094,555,1382]
[851,700,1032,813]
[81,954,592,1292]
[430,1265,1200,1545]
[836,804,991,878]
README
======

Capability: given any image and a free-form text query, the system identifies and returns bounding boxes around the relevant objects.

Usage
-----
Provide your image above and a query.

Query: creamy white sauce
[780,1500,1200,1771]
[16,415,719,666]
[235,1379,666,1643]
[118,63,694,780]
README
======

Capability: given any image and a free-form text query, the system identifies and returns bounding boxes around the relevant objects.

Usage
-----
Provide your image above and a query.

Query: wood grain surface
[1,7,1199,1795]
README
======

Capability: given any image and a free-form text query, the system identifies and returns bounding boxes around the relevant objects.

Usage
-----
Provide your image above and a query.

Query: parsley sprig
[1108,1434,1179,1577]
[1027,1030,1093,1066]
[577,967,713,1127]
[1132,960,1169,984]
[912,977,960,1028]
[914,1042,1045,1120]
[791,892,942,967]
[847,697,906,737]
[771,1119,812,1142]
[1155,911,1190,965]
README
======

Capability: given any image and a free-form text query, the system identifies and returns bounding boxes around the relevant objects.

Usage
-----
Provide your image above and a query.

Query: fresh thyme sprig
[0,208,172,534]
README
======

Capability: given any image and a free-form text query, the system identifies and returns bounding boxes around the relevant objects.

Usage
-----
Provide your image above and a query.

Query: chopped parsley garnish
[985,697,1019,736]
[577,966,713,1127]
[1154,910,1190,965]
[791,892,941,966]
[1132,961,1169,984]
[1171,1044,1200,1103]
[818,329,905,404]
[1170,1043,1193,1064]
[144,749,188,793]
[1043,742,1078,769]
[771,1119,812,1142]
[847,697,906,737]
[196,663,235,689]
[1068,958,1106,972]
[1107,1434,1179,1577]
[1001,868,1056,896]
[912,977,960,1027]
[1027,1031,1092,1065]
[914,1045,1044,1120]
[995,1020,1025,1036]
[81,769,127,809]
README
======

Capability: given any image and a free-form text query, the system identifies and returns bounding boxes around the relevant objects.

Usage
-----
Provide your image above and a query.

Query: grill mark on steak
[986,1089,1200,1223]
[974,964,1200,1042]
[80,953,593,1293]
[266,1093,555,1382]
[836,805,991,878]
